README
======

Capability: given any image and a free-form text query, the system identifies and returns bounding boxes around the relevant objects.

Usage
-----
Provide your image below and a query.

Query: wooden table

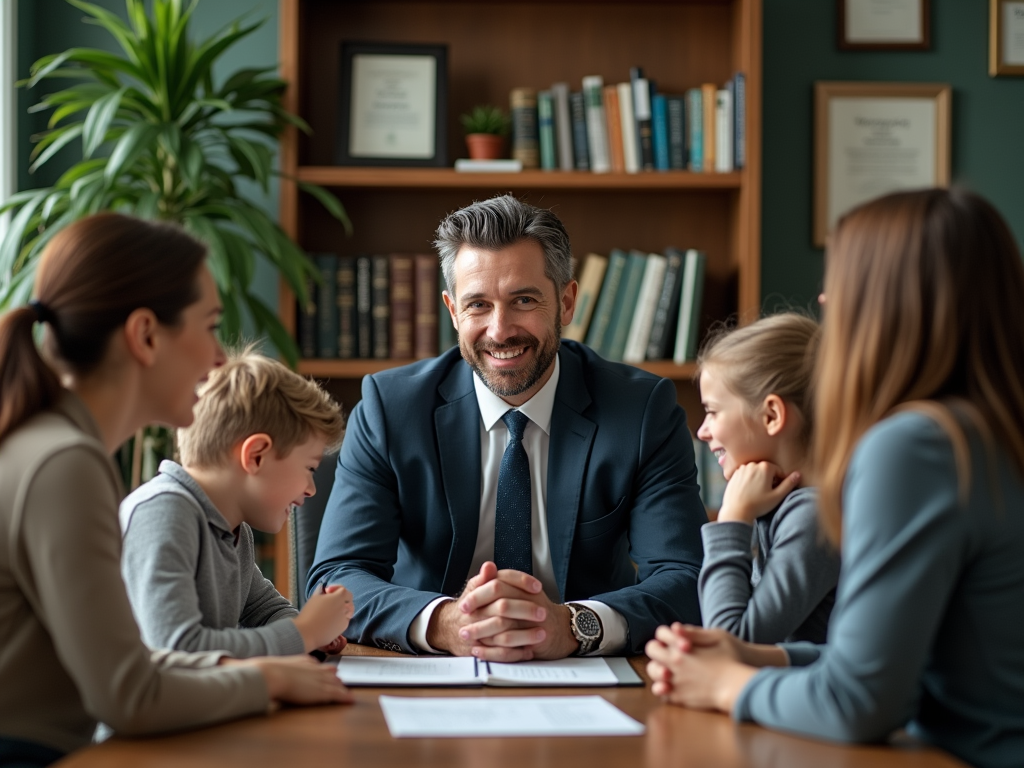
[57,646,966,768]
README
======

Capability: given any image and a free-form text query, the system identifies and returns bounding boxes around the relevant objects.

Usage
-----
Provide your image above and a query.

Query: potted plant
[460,105,510,160]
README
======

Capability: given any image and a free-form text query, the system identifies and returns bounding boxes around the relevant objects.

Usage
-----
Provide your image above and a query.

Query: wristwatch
[566,603,603,656]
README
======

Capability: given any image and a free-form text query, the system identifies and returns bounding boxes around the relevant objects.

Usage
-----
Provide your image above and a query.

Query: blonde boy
[120,350,352,658]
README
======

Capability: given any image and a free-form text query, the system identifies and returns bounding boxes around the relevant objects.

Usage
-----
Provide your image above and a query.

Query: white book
[623,253,667,363]
[582,75,610,173]
[715,89,733,172]
[617,82,639,173]
[673,249,707,364]
[454,158,523,173]
[551,82,574,172]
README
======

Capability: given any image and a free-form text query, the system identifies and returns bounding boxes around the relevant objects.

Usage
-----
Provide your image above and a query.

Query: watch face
[575,609,601,639]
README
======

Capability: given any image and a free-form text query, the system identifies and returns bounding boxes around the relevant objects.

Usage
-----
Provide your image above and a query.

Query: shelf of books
[298,357,699,381]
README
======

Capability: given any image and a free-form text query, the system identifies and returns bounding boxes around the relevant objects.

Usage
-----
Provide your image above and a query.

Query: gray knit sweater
[119,461,303,658]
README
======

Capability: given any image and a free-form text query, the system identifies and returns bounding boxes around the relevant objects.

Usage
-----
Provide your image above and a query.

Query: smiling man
[309,195,706,659]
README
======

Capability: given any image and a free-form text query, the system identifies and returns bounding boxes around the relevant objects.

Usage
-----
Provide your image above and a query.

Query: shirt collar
[472,355,560,435]
[156,459,236,536]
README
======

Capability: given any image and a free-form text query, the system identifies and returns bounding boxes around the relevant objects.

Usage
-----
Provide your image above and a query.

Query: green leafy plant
[460,105,510,136]
[0,0,350,366]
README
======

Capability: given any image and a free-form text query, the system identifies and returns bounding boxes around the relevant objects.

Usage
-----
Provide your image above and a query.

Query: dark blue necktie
[494,409,532,574]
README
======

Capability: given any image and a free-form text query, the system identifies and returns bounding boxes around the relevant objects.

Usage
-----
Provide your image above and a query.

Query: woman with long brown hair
[0,213,350,768]
[646,188,1024,768]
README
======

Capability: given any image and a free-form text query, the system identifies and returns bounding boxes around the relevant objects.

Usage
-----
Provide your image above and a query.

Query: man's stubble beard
[460,320,561,399]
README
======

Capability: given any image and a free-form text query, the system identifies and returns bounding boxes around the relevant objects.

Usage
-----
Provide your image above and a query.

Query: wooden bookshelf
[274,0,763,593]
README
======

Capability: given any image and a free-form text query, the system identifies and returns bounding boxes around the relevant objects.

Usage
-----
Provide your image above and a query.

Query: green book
[537,90,557,170]
[603,250,648,362]
[584,249,629,355]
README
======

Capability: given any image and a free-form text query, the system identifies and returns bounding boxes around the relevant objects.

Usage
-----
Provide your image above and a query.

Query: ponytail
[0,306,62,443]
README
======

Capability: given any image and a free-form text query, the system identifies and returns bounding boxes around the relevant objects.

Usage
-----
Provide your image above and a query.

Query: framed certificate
[990,0,1024,76]
[335,42,448,167]
[814,82,951,246]
[839,0,930,50]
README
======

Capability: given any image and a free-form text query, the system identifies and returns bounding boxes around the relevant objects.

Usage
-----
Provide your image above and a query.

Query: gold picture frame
[990,0,1024,76]
[814,82,951,247]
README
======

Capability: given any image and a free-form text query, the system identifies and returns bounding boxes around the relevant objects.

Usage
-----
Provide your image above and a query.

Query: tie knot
[502,409,529,441]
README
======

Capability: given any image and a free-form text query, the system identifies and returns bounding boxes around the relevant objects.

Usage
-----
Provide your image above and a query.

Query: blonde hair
[696,313,820,443]
[178,348,345,468]
[814,188,1024,544]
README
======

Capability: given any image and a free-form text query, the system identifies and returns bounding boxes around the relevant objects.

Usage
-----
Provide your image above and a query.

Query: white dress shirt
[409,356,628,654]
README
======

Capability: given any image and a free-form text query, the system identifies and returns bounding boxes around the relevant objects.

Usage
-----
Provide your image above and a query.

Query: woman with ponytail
[645,188,1024,768]
[0,213,350,768]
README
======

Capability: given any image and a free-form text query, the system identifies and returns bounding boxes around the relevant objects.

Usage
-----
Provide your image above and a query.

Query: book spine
[646,248,683,360]
[651,94,670,172]
[582,75,610,173]
[604,251,648,362]
[551,82,574,172]
[388,254,414,359]
[623,254,667,363]
[414,254,439,359]
[315,253,338,359]
[510,87,539,169]
[685,251,707,360]
[563,253,608,342]
[569,90,590,171]
[633,77,655,171]
[666,96,686,170]
[617,82,639,174]
[537,90,557,171]
[336,256,356,359]
[297,274,317,359]
[673,249,706,364]
[715,88,732,172]
[733,72,746,169]
[701,83,716,173]
[584,249,628,354]
[602,85,625,174]
[371,255,390,359]
[355,255,373,358]
[686,89,703,172]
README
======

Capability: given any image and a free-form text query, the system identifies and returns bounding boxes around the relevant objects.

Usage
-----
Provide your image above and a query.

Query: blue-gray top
[734,411,1024,768]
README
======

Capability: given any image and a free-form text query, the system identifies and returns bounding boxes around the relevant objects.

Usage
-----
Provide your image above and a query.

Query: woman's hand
[717,462,800,524]
[223,655,353,706]
[645,624,783,713]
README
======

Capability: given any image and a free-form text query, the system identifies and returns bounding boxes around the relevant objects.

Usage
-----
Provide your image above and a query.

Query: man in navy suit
[309,195,706,659]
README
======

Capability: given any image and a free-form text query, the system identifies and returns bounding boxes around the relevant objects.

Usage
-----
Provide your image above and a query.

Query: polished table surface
[57,645,967,768]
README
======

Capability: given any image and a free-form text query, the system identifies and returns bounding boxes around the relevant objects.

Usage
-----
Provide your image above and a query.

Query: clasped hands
[427,561,578,661]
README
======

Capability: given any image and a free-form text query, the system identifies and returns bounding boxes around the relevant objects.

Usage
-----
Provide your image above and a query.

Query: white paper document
[337,656,623,687]
[378,695,646,738]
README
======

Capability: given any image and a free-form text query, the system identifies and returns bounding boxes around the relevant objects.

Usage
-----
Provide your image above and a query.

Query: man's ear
[762,394,787,437]
[560,279,578,328]
[122,308,161,367]
[239,433,274,475]
[441,290,458,331]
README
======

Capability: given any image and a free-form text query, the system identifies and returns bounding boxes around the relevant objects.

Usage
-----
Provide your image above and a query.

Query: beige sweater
[0,393,269,754]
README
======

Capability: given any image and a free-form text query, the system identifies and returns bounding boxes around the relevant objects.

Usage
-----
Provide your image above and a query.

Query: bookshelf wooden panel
[274,0,762,594]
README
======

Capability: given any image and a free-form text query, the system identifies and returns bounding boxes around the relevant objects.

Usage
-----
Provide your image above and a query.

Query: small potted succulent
[460,105,511,160]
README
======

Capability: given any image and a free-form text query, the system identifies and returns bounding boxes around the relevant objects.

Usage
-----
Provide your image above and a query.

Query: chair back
[288,452,337,607]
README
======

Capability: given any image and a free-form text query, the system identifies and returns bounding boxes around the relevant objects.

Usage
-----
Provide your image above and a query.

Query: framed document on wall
[814,82,951,246]
[839,0,930,50]
[335,42,448,167]
[990,0,1024,76]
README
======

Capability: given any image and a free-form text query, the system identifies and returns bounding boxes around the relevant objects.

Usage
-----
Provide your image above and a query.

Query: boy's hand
[294,584,354,654]
[717,462,800,525]
[319,635,347,655]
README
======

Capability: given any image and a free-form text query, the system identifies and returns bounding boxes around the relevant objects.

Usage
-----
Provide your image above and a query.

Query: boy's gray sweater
[119,460,304,658]
[698,486,840,644]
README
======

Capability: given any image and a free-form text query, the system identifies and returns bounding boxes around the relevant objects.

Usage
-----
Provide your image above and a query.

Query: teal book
[652,94,670,171]
[673,249,707,364]
[686,88,703,172]
[584,249,629,355]
[537,90,557,170]
[603,250,648,362]
[315,253,338,359]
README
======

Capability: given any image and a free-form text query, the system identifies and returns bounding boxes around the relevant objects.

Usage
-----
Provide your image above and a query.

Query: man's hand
[717,462,800,524]
[426,561,579,661]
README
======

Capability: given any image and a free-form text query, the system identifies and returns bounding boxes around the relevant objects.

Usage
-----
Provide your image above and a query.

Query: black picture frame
[335,42,448,167]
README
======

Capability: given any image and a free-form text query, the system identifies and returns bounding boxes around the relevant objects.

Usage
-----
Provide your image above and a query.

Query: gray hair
[434,195,573,297]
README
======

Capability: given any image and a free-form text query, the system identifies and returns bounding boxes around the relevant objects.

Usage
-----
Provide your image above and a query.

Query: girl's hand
[222,655,353,706]
[717,462,800,524]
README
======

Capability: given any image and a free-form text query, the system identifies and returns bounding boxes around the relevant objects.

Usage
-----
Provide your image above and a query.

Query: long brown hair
[814,188,1024,543]
[0,213,208,444]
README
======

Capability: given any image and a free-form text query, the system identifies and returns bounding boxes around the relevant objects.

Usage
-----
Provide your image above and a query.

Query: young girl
[647,188,1024,768]
[695,313,839,644]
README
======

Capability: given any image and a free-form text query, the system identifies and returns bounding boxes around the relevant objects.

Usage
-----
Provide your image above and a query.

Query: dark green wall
[762,0,1024,310]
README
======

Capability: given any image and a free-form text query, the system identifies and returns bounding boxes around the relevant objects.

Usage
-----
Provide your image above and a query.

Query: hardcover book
[510,87,539,169]
[701,83,717,172]
[617,81,639,174]
[631,73,654,171]
[584,249,628,354]
[673,249,707,364]
[569,90,590,171]
[646,247,684,360]
[336,255,356,359]
[715,88,733,172]
[537,90,557,171]
[297,274,317,360]
[686,88,703,172]
[603,250,648,362]
[355,254,373,358]
[666,95,686,170]
[623,252,668,363]
[550,82,575,172]
[389,253,414,359]
[563,253,609,342]
[602,85,625,174]
[651,93,670,172]
[315,253,338,359]
[414,254,439,359]
[733,72,746,170]
[582,76,610,173]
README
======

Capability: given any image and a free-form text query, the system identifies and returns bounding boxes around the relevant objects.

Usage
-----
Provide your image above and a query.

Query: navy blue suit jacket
[308,341,706,653]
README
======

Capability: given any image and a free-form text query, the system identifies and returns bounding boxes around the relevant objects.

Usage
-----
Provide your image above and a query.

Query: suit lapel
[546,348,595,601]
[435,363,482,595]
